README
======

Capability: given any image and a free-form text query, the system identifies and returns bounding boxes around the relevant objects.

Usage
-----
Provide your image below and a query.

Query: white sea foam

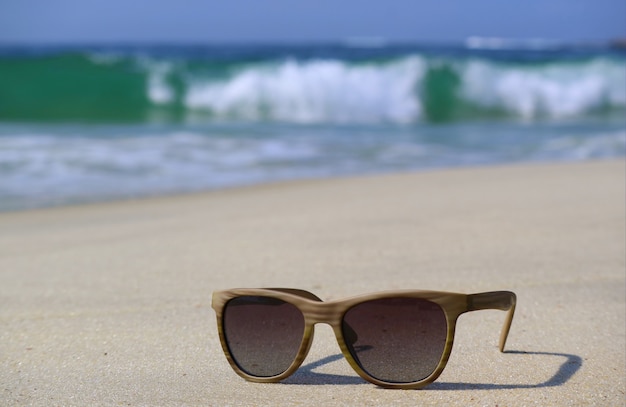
[460,58,624,120]
[0,129,327,209]
[185,57,425,123]
[540,130,626,160]
[145,61,175,105]
[1,122,624,211]
[465,36,562,50]
[177,56,625,123]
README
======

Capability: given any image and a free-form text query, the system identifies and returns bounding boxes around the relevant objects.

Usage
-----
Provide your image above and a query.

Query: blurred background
[1,0,625,211]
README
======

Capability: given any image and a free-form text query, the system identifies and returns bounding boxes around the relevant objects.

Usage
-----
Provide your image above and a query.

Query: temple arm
[467,291,517,352]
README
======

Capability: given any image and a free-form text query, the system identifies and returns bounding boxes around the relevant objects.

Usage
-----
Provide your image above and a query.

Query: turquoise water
[1,43,625,211]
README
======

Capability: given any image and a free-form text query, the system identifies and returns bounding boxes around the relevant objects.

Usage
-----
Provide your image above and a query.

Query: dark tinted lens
[223,296,305,377]
[342,297,447,383]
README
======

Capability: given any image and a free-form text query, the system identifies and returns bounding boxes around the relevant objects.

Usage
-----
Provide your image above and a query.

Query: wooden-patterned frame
[212,288,516,389]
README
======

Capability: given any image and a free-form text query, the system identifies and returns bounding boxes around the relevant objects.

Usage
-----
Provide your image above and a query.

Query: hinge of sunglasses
[467,291,517,352]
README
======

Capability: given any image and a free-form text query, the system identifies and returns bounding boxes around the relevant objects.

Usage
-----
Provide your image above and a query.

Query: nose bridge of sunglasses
[299,300,346,325]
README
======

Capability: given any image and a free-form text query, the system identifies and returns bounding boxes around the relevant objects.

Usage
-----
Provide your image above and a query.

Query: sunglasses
[212,288,516,389]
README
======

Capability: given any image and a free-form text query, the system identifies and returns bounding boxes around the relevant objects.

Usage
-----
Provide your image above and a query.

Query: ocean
[1,42,624,211]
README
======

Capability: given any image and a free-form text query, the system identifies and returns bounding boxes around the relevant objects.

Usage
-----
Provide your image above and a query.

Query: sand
[1,160,624,406]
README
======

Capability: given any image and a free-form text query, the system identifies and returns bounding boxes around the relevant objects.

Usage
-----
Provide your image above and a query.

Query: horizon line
[0,36,624,48]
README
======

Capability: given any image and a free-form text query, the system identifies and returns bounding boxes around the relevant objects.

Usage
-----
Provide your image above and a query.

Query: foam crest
[185,58,425,123]
[142,59,175,105]
[461,59,625,119]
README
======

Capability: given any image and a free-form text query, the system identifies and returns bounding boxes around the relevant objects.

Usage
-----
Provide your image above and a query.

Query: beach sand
[1,160,624,406]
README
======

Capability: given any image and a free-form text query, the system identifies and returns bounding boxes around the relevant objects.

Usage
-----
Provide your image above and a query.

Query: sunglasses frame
[212,288,516,389]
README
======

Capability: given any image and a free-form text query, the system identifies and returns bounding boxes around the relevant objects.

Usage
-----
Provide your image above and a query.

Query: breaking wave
[1,49,624,123]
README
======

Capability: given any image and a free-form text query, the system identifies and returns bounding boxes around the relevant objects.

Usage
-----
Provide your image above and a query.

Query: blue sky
[1,0,624,44]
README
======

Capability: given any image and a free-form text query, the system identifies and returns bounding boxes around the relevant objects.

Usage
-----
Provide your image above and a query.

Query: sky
[0,0,624,44]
